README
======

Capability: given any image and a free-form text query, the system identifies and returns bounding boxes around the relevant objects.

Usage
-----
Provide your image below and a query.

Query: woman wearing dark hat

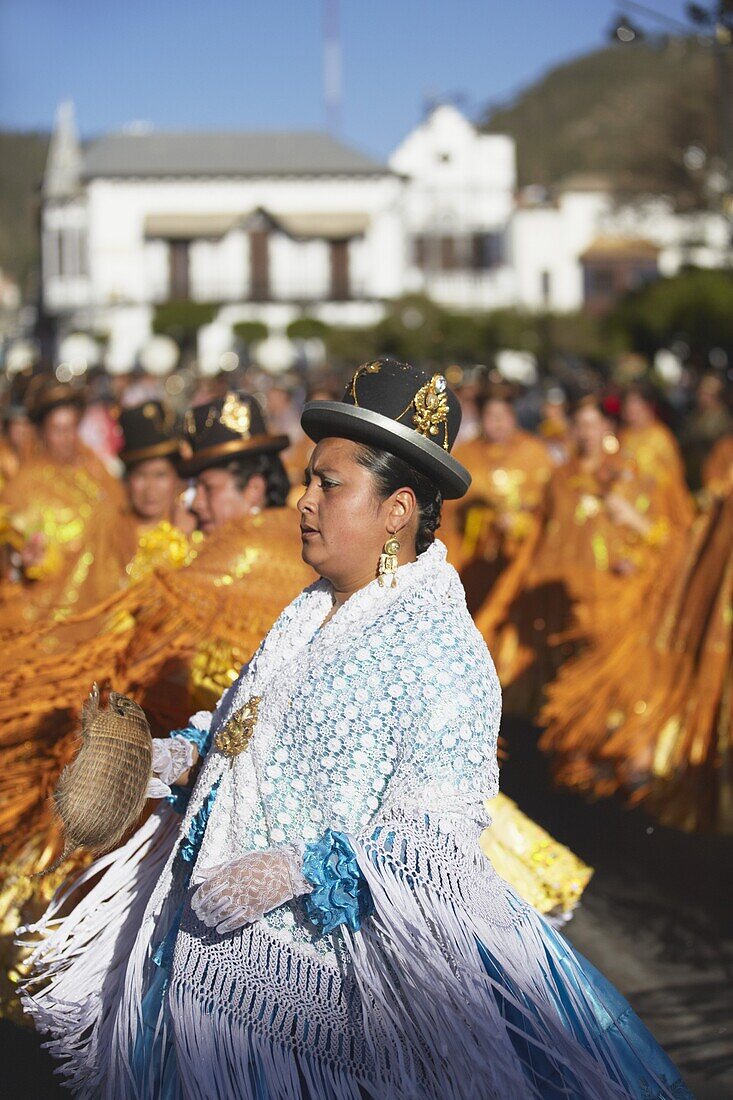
[24,360,688,1099]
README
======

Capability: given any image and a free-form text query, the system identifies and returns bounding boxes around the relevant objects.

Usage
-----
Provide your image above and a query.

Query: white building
[41,104,405,371]
[40,102,733,370]
[510,174,733,314]
[389,104,516,311]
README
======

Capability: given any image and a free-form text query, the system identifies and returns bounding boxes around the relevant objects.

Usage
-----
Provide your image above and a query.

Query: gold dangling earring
[377,536,401,588]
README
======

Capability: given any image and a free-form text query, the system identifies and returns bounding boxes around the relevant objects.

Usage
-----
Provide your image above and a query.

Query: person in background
[0,405,36,488]
[0,378,125,622]
[484,395,676,717]
[538,384,572,467]
[681,373,733,489]
[702,431,733,496]
[0,406,37,576]
[448,383,552,613]
[0,401,195,635]
[453,367,482,445]
[540,464,733,834]
[619,381,693,528]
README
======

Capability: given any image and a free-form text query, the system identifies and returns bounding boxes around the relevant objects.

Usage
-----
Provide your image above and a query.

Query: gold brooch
[215,696,261,758]
[412,374,449,450]
[220,393,252,438]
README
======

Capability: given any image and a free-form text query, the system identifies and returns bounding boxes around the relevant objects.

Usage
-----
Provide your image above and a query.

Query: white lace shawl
[25,543,665,1099]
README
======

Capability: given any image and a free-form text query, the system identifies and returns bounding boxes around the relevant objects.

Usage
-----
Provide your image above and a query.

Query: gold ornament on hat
[412,373,450,450]
[349,360,382,402]
[220,393,252,437]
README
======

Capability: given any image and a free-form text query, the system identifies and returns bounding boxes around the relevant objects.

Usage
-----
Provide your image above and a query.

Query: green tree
[606,268,733,362]
[233,320,268,345]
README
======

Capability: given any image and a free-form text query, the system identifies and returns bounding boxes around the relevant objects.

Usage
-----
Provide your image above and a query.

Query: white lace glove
[190,845,311,934]
[145,737,198,798]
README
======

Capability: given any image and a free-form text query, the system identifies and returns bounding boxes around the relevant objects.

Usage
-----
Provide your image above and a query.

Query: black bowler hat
[301,358,471,499]
[179,391,289,477]
[119,401,181,469]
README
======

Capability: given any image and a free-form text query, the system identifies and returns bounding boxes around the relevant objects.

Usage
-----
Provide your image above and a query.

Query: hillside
[0,130,49,291]
[482,37,722,205]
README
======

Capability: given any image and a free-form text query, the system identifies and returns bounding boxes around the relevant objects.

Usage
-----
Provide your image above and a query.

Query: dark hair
[220,452,290,508]
[354,444,443,555]
[624,381,658,409]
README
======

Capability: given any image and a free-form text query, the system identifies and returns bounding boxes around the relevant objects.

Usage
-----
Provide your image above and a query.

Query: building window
[168,240,191,300]
[440,236,458,270]
[472,232,504,271]
[329,239,350,301]
[249,229,270,301]
[44,227,88,279]
[44,230,62,279]
[413,232,504,273]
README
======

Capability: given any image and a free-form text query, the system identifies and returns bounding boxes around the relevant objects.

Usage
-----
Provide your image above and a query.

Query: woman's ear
[387,488,417,536]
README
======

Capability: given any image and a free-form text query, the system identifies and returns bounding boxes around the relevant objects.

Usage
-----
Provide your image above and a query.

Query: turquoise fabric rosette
[302,829,374,935]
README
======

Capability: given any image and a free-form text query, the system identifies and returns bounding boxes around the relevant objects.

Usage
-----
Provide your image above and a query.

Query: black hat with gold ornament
[301,358,471,499]
[118,401,181,470]
[26,376,86,425]
[179,391,289,477]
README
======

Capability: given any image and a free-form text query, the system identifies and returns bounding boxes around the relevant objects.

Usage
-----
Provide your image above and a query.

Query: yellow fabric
[480,793,592,917]
[703,435,733,496]
[620,422,694,529]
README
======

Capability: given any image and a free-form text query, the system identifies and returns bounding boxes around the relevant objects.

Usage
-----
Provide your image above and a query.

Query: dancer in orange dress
[482,396,676,717]
[702,432,733,496]
[0,405,36,491]
[447,385,552,613]
[538,385,572,468]
[540,427,732,831]
[0,400,196,647]
[0,379,125,627]
[619,382,693,529]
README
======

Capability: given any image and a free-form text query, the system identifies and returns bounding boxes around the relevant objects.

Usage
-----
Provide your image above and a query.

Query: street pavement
[1,715,731,1098]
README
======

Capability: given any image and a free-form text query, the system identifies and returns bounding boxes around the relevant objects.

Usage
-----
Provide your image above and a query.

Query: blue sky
[0,0,693,157]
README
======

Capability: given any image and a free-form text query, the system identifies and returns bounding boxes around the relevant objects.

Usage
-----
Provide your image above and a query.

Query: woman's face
[7,417,34,453]
[572,406,611,456]
[126,457,181,522]
[298,438,409,589]
[41,405,80,464]
[622,392,653,429]
[481,400,516,445]
[191,466,266,533]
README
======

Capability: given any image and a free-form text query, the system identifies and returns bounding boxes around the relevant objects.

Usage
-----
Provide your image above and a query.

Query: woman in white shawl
[23,360,689,1099]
